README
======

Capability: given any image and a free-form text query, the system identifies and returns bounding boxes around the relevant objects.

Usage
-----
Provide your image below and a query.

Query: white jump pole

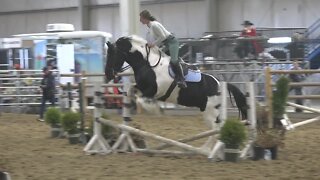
[83,85,111,154]
[281,102,320,130]
[291,116,320,128]
[240,82,256,159]
[154,129,219,150]
[98,118,209,156]
[286,102,320,113]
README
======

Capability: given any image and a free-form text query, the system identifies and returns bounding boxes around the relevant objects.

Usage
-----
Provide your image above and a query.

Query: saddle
[169,60,201,82]
[180,60,199,75]
[161,45,201,82]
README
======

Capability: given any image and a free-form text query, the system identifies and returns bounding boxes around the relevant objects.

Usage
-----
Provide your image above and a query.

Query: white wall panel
[218,0,244,31]
[7,14,28,35]
[90,7,120,40]
[0,10,78,37]
[140,1,208,38]
[273,0,305,27]
[217,0,320,30]
[242,0,274,28]
[302,0,320,27]
[1,0,320,39]
[46,11,75,25]
[0,0,77,12]
[161,3,188,38]
[186,1,208,37]
[25,13,48,33]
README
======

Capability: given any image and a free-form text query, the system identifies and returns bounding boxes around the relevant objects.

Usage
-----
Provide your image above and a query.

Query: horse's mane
[128,35,148,44]
[127,34,170,59]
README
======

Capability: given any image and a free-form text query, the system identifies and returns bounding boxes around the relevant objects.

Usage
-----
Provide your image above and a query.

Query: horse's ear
[106,41,112,47]
[106,41,113,48]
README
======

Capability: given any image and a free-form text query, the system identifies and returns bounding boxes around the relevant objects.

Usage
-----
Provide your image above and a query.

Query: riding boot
[172,63,187,88]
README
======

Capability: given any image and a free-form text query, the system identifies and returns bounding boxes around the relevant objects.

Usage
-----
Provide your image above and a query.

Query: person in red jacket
[235,20,263,59]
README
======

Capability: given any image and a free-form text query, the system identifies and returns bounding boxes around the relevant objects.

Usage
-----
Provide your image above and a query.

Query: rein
[113,43,163,73]
[145,44,162,68]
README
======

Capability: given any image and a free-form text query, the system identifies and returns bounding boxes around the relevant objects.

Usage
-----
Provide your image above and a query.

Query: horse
[105,35,248,149]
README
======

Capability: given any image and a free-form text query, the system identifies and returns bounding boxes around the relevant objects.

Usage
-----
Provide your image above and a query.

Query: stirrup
[177,80,187,88]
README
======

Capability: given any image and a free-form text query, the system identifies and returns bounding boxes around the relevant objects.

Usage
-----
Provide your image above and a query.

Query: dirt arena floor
[0,112,320,180]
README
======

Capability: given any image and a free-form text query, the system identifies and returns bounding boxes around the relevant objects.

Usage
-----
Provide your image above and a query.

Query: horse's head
[105,35,151,81]
[105,38,131,81]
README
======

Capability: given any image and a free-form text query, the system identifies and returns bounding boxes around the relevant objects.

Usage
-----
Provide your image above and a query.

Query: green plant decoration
[62,111,81,134]
[45,107,62,125]
[220,119,247,146]
[272,76,290,128]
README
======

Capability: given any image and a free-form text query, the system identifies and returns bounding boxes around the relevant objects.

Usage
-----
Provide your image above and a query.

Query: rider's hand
[147,43,155,48]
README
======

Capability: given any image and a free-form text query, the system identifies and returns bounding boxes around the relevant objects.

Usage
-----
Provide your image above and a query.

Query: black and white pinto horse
[105,35,248,148]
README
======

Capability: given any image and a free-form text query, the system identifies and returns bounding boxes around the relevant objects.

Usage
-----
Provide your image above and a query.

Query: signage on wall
[0,38,22,49]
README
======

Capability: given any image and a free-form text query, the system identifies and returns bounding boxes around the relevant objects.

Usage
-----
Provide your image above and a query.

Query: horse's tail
[227,83,248,120]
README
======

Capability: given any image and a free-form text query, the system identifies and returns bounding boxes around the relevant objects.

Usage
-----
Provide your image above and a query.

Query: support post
[83,85,111,154]
[67,82,72,110]
[240,82,256,159]
[78,82,87,144]
[78,0,90,30]
[81,71,87,109]
[265,67,273,128]
[220,81,228,123]
[120,0,140,36]
[110,78,137,152]
[208,81,228,160]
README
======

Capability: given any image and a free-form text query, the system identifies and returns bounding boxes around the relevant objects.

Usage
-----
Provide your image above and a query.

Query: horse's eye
[141,45,144,48]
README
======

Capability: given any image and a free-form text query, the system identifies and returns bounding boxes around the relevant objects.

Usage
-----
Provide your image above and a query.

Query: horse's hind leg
[201,95,221,151]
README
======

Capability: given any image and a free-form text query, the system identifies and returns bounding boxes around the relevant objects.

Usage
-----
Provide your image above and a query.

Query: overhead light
[267,37,292,44]
[202,34,213,38]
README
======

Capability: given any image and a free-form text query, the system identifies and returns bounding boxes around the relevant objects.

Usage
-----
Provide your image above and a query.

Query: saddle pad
[169,66,201,82]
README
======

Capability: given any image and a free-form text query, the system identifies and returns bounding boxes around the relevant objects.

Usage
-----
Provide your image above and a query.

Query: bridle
[114,43,163,73]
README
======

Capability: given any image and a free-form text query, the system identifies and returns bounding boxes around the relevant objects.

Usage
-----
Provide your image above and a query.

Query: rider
[139,10,187,88]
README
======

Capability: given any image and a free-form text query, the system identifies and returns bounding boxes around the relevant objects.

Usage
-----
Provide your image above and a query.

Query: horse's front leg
[201,96,221,151]
[133,87,163,115]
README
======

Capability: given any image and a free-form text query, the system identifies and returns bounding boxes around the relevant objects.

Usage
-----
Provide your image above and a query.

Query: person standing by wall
[289,60,305,112]
[139,10,187,88]
[234,20,262,59]
[286,32,305,60]
[38,66,56,121]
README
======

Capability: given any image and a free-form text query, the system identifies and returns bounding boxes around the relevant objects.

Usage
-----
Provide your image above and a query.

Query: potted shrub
[219,118,247,162]
[254,128,284,160]
[44,107,62,138]
[272,76,289,128]
[62,111,81,144]
[253,76,288,160]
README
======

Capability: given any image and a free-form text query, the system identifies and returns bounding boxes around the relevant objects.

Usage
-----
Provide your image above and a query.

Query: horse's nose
[105,68,115,81]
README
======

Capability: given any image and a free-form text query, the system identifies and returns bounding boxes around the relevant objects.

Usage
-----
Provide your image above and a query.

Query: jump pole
[208,81,228,160]
[108,76,137,152]
[98,118,210,156]
[281,102,320,130]
[240,81,256,159]
[83,84,111,154]
[154,129,219,150]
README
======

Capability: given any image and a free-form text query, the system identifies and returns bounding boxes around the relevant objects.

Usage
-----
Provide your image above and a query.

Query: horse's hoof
[241,120,250,126]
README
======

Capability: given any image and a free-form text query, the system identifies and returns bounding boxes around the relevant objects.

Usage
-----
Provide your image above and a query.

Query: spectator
[234,20,263,59]
[38,66,56,122]
[289,60,305,112]
[285,32,305,60]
